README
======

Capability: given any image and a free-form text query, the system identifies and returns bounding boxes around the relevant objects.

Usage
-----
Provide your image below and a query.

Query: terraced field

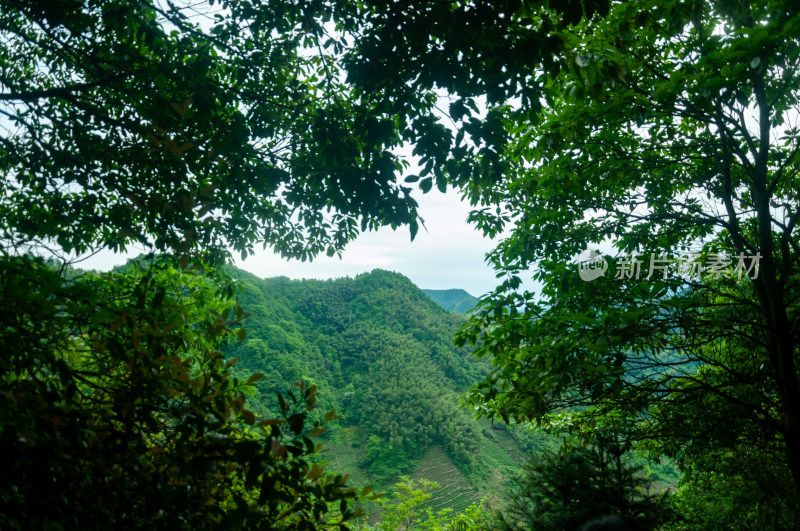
[323,423,677,525]
[321,421,555,519]
[408,446,485,514]
[477,421,526,470]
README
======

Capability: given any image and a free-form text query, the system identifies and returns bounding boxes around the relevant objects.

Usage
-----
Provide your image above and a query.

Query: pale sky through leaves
[76,188,502,297]
[234,188,500,297]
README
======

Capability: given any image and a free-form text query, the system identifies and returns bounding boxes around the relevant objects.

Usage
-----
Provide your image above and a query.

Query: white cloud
[236,189,500,296]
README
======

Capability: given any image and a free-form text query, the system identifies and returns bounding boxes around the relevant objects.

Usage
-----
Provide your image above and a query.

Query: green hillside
[222,268,541,507]
[422,288,479,313]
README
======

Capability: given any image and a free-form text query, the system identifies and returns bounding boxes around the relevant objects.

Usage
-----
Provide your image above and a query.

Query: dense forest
[3,0,800,529]
[225,268,489,476]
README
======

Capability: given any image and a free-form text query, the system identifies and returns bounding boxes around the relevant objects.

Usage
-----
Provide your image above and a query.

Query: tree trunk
[753,254,800,513]
[750,72,800,514]
[772,325,800,514]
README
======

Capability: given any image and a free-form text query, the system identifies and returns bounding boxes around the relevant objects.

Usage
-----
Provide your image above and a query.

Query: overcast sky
[234,188,502,297]
[75,187,504,297]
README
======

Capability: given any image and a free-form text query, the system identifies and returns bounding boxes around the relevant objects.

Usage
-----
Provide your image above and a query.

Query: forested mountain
[224,268,498,483]
[222,268,679,522]
[422,289,479,313]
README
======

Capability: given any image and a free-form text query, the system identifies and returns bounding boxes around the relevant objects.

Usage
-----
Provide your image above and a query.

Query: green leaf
[419,177,433,193]
[246,372,264,384]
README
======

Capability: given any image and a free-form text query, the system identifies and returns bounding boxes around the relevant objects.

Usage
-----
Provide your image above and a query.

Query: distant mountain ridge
[423,288,479,313]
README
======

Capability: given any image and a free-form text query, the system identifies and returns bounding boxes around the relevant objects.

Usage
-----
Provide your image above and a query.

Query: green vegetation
[496,432,672,530]
[1,0,435,526]
[422,289,480,313]
[0,255,366,529]
[224,268,492,482]
[444,1,800,526]
[225,267,679,528]
[363,476,489,531]
[4,0,798,528]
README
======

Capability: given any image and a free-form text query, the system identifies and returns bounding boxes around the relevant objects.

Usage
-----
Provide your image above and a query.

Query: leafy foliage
[497,435,671,531]
[670,444,797,530]
[368,476,489,531]
[1,2,446,527]
[0,254,364,529]
[436,0,800,521]
[10,0,799,527]
[0,0,423,262]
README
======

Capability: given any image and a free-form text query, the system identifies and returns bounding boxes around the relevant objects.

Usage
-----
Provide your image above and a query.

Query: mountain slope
[224,269,495,475]
[423,288,479,313]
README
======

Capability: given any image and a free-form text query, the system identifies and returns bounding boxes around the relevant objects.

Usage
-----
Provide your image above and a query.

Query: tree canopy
[439,0,800,521]
[0,0,425,262]
[0,1,438,527]
[223,268,490,481]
